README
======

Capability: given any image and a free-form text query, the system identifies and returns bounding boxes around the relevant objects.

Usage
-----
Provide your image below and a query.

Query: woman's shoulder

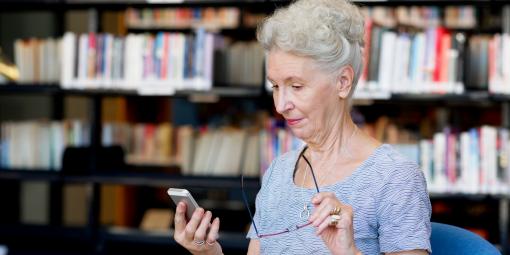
[366,144,430,210]
[367,144,424,183]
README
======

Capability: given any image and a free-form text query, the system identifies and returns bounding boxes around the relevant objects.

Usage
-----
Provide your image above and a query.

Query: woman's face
[267,49,343,142]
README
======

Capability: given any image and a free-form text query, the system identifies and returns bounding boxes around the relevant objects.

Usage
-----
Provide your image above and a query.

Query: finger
[184,207,205,240]
[309,200,326,223]
[309,195,336,222]
[310,202,335,227]
[194,211,212,241]
[206,217,220,244]
[316,215,337,235]
[174,202,188,233]
[311,192,335,205]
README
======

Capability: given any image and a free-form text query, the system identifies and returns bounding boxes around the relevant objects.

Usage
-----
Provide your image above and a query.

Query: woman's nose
[275,90,293,114]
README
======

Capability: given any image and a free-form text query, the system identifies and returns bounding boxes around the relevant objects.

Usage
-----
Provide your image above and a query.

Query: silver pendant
[300,204,310,219]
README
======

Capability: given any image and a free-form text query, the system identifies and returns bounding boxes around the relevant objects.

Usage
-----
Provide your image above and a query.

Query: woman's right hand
[173,202,223,255]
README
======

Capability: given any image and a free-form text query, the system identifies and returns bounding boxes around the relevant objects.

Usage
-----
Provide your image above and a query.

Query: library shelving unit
[2,0,510,254]
[0,80,266,255]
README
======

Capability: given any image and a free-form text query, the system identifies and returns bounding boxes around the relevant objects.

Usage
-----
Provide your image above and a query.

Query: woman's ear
[335,66,354,99]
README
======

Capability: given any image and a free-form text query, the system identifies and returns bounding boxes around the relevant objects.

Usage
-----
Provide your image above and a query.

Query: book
[100,184,117,226]
[20,181,50,225]
[0,120,90,170]
[62,184,90,227]
[139,208,173,231]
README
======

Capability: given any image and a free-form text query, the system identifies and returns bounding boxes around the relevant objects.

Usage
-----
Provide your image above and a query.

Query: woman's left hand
[309,192,361,255]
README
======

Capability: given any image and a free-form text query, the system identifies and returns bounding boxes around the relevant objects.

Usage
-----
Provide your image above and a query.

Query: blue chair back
[431,222,501,255]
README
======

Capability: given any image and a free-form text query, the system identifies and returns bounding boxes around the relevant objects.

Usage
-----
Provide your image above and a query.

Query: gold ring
[329,214,341,226]
[329,219,337,226]
[329,206,341,216]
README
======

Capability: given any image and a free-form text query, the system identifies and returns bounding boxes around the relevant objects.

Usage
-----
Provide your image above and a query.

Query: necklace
[299,159,310,219]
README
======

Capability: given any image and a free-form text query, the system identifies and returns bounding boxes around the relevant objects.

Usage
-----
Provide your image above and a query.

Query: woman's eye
[271,84,279,89]
[292,85,302,90]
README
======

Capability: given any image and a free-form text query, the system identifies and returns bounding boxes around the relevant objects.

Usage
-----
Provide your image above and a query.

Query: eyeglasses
[241,147,321,238]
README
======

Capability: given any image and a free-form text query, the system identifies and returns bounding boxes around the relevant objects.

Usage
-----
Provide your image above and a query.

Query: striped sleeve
[377,163,432,253]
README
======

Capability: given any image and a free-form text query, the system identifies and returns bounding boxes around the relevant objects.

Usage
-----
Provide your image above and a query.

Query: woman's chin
[288,128,309,141]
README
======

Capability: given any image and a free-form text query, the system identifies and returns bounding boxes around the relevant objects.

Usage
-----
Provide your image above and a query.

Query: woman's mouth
[286,118,302,126]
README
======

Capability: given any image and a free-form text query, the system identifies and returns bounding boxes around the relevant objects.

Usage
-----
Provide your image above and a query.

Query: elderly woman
[173,0,431,254]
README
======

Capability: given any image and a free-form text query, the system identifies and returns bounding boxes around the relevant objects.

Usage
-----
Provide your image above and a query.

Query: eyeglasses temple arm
[302,154,320,193]
[241,175,260,237]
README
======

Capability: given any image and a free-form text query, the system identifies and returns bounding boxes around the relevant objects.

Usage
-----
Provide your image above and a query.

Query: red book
[440,32,451,84]
[433,27,445,82]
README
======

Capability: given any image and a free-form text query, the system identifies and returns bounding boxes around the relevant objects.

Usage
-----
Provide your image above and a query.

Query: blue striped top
[247,144,432,254]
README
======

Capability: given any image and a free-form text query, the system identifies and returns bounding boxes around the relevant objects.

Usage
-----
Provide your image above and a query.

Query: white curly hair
[257,0,365,92]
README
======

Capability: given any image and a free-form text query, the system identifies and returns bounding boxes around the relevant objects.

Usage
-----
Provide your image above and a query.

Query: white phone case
[167,188,199,220]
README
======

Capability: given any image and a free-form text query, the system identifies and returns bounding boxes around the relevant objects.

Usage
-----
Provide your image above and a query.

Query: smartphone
[167,188,200,220]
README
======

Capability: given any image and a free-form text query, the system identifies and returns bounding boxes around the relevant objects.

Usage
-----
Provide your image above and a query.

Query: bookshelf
[5,83,510,103]
[0,169,261,189]
[0,84,264,97]
[101,227,248,250]
[2,0,510,254]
